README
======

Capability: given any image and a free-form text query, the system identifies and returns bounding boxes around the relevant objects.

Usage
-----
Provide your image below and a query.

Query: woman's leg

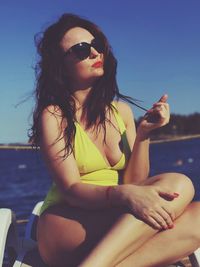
[37,204,129,267]
[115,201,200,267]
[79,173,194,267]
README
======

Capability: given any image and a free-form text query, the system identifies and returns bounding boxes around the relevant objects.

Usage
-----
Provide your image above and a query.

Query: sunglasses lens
[92,39,104,54]
[66,39,104,60]
[73,43,91,60]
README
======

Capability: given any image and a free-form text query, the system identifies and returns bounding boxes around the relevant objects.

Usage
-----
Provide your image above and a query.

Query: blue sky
[0,0,199,143]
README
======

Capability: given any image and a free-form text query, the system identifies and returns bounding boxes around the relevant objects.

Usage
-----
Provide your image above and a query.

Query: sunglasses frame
[64,38,104,61]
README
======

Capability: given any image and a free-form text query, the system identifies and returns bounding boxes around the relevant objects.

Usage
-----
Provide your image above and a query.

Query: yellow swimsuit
[40,103,131,215]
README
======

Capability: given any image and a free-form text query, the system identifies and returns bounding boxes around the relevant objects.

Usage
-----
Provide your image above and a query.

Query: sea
[0,138,200,238]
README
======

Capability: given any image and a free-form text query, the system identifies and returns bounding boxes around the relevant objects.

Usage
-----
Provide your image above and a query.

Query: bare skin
[37,173,195,267]
[36,26,200,267]
[115,202,200,267]
[79,174,194,267]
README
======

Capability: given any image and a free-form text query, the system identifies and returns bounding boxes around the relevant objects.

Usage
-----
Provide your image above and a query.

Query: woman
[30,13,200,267]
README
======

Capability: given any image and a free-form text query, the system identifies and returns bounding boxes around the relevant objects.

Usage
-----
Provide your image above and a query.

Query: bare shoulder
[41,105,66,126]
[113,101,134,126]
[41,105,63,119]
[40,105,67,144]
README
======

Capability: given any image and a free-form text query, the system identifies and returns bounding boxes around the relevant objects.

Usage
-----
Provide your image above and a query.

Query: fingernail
[169,224,174,229]
[174,193,179,198]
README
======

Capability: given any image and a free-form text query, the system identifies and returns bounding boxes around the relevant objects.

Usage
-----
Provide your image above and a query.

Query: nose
[89,46,99,58]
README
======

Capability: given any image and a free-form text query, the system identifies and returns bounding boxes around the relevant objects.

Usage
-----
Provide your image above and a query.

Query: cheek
[65,61,104,81]
[73,62,92,79]
[64,61,85,79]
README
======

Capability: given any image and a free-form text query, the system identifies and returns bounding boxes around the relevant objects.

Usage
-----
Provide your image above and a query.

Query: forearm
[61,182,126,210]
[123,129,150,184]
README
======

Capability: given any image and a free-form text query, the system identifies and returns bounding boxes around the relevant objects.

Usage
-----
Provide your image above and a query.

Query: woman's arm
[124,131,150,184]
[117,94,170,185]
[115,101,150,184]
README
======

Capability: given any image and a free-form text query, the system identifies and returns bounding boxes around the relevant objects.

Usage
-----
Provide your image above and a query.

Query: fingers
[162,205,176,221]
[139,94,170,131]
[145,216,163,230]
[153,94,170,119]
[143,187,177,230]
[151,102,170,124]
[153,102,169,116]
[156,207,174,229]
[143,208,174,230]
[158,190,179,201]
[145,207,175,230]
[158,94,168,103]
[144,97,170,124]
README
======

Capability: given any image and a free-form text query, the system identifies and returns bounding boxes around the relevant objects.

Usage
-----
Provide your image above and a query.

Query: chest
[76,116,124,167]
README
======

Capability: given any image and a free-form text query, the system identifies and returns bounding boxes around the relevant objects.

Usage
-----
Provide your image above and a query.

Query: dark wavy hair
[29,13,136,156]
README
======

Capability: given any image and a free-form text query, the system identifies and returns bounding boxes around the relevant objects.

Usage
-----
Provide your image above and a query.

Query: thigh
[143,172,194,194]
[142,172,195,217]
[37,204,128,267]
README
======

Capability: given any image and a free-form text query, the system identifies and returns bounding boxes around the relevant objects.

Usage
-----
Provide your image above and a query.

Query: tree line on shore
[1,112,200,146]
[136,112,200,139]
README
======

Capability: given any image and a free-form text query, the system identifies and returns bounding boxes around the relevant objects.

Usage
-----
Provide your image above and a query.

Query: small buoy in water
[18,164,27,169]
[187,158,194,163]
[173,159,183,166]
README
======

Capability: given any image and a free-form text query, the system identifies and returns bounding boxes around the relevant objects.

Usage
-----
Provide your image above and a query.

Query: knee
[164,173,195,200]
[175,173,195,197]
[154,173,195,207]
[188,202,200,244]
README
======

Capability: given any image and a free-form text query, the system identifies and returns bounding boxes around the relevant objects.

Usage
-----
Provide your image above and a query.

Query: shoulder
[40,105,67,135]
[113,101,134,127]
[41,105,63,119]
[41,105,66,124]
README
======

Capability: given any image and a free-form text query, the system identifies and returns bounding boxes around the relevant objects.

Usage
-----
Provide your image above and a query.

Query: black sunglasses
[64,38,104,61]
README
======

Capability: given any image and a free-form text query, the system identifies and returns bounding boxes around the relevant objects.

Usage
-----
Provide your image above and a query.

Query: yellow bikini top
[39,102,131,215]
[73,102,131,185]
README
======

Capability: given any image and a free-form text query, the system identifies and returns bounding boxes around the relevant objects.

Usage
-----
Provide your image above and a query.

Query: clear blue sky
[0,0,199,143]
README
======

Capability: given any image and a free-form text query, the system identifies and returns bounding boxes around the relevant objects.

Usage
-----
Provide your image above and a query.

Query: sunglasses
[64,38,104,61]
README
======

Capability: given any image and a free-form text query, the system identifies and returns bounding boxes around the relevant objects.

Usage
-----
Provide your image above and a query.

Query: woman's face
[61,27,104,88]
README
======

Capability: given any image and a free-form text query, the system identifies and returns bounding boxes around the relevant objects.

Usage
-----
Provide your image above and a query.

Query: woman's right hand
[117,184,178,230]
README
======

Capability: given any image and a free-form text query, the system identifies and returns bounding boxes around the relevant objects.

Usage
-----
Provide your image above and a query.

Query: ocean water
[149,138,200,201]
[0,138,200,237]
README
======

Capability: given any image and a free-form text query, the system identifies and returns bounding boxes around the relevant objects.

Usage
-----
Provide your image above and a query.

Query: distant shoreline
[0,144,36,150]
[1,134,200,149]
[150,134,200,144]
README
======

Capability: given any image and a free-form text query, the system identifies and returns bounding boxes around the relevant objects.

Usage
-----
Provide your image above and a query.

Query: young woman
[30,13,200,267]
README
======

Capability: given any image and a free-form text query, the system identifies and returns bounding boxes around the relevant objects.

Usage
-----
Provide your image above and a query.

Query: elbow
[61,182,82,206]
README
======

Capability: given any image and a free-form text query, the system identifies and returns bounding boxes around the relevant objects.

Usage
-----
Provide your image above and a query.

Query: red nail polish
[174,193,179,198]
[169,224,174,229]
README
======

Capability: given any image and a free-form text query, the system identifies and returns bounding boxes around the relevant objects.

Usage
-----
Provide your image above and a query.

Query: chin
[93,68,104,77]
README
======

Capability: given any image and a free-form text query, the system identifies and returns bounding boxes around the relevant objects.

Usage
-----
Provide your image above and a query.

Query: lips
[92,61,103,68]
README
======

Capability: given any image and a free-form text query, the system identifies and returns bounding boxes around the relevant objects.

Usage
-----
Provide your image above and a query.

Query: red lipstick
[92,61,103,68]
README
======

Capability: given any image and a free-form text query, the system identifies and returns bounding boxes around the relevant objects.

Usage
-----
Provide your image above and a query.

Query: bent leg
[141,172,195,217]
[37,204,133,267]
[38,173,194,267]
[116,201,200,267]
[79,173,194,267]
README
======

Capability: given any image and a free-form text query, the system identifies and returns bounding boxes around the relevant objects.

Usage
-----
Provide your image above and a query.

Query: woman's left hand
[138,94,170,136]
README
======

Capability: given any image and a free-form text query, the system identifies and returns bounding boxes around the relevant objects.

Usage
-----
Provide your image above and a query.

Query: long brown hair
[29,13,135,156]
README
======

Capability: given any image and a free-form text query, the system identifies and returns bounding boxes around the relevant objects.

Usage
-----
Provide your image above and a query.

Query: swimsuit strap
[111,102,126,134]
